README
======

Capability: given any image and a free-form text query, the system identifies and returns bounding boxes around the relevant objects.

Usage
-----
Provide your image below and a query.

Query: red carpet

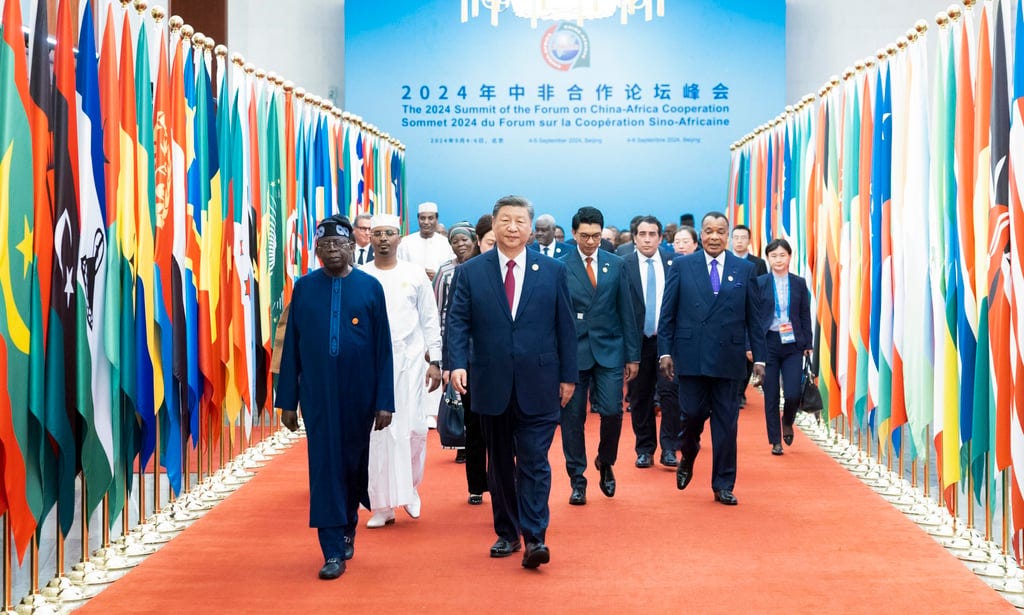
[79,389,1013,614]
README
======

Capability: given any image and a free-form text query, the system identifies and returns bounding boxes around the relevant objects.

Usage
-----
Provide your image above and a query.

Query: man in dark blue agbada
[276,216,395,580]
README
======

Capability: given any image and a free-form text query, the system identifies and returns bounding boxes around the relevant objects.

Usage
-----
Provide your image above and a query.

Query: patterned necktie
[710,258,721,295]
[644,258,657,337]
[504,260,516,311]
[586,256,597,288]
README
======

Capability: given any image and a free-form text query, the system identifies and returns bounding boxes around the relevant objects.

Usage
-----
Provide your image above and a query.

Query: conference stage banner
[346,0,785,227]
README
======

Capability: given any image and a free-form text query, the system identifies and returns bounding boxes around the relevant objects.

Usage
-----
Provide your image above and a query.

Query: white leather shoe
[366,509,395,528]
[404,492,421,519]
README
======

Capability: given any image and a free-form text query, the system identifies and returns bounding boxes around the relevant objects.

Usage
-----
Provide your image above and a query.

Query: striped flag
[970,0,995,505]
[1006,0,1024,558]
[75,0,114,516]
[0,0,40,558]
[46,0,83,536]
[152,13,182,495]
[902,26,934,460]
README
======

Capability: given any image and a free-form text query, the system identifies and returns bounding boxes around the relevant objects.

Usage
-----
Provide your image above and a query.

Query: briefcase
[798,357,823,413]
[437,383,466,448]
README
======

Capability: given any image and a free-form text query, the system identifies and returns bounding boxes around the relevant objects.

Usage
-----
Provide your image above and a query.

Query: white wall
[786,0,951,105]
[227,0,345,106]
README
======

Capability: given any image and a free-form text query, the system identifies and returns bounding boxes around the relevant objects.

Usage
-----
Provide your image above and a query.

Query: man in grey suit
[658,212,765,506]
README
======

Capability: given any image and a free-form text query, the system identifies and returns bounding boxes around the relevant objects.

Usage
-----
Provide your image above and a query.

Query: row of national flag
[0,0,405,562]
[728,0,1024,560]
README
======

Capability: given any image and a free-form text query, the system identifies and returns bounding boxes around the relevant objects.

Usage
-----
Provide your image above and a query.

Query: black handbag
[437,383,466,448]
[798,357,823,413]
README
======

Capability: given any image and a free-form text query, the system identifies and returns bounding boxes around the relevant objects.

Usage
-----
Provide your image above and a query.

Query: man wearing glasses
[275,216,395,580]
[352,213,374,266]
[361,214,443,529]
[559,206,639,506]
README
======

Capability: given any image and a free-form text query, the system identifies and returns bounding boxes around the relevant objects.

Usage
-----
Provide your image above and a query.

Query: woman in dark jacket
[757,238,813,455]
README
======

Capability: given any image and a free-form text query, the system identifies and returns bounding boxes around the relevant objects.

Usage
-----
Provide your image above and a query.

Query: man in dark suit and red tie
[658,212,765,506]
[559,206,639,506]
[447,195,577,569]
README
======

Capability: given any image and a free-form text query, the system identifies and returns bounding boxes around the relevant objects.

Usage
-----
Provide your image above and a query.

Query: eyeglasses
[317,239,354,250]
[355,226,371,232]
[372,229,399,238]
[576,232,602,242]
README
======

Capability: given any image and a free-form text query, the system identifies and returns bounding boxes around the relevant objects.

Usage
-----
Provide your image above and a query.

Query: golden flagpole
[3,515,11,611]
[81,483,89,564]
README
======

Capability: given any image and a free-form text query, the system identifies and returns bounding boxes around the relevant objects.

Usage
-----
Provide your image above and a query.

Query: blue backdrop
[345,0,785,231]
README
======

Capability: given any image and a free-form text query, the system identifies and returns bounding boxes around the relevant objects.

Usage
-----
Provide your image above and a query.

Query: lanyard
[771,274,789,321]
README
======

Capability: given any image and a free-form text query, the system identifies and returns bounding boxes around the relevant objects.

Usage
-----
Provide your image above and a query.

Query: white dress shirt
[638,251,665,333]
[705,251,726,278]
[577,247,599,284]
[497,248,527,318]
[538,241,555,257]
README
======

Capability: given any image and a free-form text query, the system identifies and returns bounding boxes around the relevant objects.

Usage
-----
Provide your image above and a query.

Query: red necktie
[505,260,516,311]
[586,257,597,288]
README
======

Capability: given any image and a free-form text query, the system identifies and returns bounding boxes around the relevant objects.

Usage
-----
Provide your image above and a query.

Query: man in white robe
[362,214,443,527]
[396,201,455,282]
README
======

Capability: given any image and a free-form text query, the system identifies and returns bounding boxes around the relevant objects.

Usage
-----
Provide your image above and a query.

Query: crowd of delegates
[273,200,813,579]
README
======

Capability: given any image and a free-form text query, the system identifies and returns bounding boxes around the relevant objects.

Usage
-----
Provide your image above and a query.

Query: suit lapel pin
[532,263,539,271]
[727,275,734,282]
[667,260,672,266]
[602,266,608,274]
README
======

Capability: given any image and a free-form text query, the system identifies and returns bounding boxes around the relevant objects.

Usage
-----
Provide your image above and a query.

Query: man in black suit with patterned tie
[658,212,765,506]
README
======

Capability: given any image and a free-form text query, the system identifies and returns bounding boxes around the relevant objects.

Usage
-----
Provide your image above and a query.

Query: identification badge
[779,322,796,344]
[578,312,584,320]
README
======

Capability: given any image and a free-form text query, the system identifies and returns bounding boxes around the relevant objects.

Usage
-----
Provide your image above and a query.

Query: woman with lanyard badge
[757,239,813,456]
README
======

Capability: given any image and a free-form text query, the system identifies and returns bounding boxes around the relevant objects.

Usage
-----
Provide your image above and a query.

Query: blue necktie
[710,259,721,295]
[644,258,657,337]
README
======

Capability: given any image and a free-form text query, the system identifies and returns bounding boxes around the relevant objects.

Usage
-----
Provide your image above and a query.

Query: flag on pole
[75,0,114,516]
[45,0,84,537]
[0,0,40,558]
[152,12,182,495]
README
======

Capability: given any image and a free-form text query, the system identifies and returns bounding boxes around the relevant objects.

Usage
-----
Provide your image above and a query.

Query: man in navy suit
[658,212,765,506]
[447,195,577,569]
[528,213,570,259]
[559,207,639,505]
[624,216,682,468]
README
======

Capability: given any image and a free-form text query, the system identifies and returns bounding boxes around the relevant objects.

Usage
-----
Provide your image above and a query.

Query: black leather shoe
[468,493,483,505]
[595,458,616,497]
[635,453,653,468]
[714,489,738,505]
[676,456,694,490]
[521,542,551,569]
[318,558,346,580]
[455,449,467,463]
[568,487,586,506]
[771,444,783,456]
[660,451,678,467]
[343,536,354,560]
[783,424,794,446]
[489,537,522,558]
[738,394,746,408]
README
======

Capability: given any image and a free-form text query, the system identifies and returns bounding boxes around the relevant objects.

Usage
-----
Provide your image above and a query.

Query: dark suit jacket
[743,252,768,277]
[354,243,375,265]
[527,240,570,259]
[623,248,676,338]
[657,250,766,380]
[446,249,578,417]
[560,249,640,370]
[757,272,813,351]
[615,242,635,256]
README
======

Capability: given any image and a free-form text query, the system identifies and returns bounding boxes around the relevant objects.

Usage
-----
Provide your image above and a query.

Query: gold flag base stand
[793,413,1024,608]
